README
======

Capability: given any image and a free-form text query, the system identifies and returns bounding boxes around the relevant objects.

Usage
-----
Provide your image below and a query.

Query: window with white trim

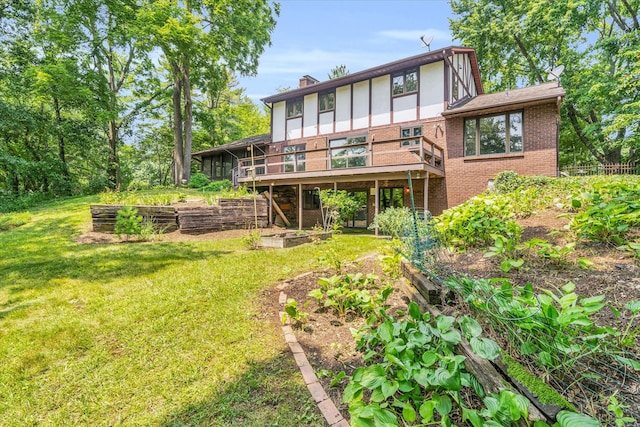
[464,111,523,156]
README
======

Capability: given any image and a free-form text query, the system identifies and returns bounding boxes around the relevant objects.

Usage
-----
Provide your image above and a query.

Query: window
[283,144,305,172]
[303,190,320,210]
[286,98,303,118]
[464,111,523,156]
[392,69,418,96]
[380,188,404,210]
[319,92,335,112]
[401,126,422,147]
[330,136,367,169]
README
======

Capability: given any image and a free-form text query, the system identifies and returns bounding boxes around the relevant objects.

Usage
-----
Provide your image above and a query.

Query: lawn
[0,195,385,426]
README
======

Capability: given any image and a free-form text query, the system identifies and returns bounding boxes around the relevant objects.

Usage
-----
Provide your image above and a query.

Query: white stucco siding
[371,75,391,126]
[272,101,286,142]
[303,93,318,137]
[335,85,351,132]
[420,62,445,119]
[319,112,333,134]
[393,94,417,123]
[287,117,302,139]
[352,81,369,129]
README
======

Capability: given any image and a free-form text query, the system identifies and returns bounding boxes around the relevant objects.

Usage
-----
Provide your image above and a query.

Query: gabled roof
[192,133,271,157]
[442,82,565,117]
[261,46,483,104]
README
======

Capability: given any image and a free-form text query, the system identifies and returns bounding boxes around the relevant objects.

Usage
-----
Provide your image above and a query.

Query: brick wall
[443,103,558,208]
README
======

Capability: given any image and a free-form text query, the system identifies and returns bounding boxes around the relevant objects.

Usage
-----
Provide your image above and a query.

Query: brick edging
[279,290,350,427]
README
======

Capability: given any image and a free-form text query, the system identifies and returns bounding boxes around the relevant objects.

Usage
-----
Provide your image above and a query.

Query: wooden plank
[262,191,291,227]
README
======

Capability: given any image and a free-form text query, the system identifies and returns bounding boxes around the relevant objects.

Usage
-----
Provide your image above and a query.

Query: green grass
[0,195,385,426]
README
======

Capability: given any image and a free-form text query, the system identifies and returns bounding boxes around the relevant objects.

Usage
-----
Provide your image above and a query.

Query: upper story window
[319,91,335,112]
[283,144,306,172]
[464,111,523,156]
[330,135,367,169]
[286,98,303,118]
[401,126,423,147]
[392,69,418,96]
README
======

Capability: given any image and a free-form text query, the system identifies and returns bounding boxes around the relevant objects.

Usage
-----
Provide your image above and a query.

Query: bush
[203,179,233,192]
[114,206,143,241]
[188,173,211,189]
[368,207,415,239]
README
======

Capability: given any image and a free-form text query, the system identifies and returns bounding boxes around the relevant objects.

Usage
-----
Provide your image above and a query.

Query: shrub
[368,207,414,239]
[203,179,233,192]
[493,170,522,193]
[114,206,143,241]
[188,173,211,189]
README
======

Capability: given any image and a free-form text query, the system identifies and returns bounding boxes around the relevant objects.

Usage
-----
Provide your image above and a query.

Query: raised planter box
[260,232,332,248]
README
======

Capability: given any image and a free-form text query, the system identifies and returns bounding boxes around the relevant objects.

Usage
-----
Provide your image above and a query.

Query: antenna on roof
[545,65,564,87]
[420,35,433,51]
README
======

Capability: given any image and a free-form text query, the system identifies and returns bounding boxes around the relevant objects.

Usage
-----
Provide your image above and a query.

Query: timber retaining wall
[90,197,268,234]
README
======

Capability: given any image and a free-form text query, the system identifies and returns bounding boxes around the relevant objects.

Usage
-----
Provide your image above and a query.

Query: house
[193,46,565,229]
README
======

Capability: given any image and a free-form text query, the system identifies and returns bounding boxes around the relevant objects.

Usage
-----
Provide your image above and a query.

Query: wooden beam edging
[399,260,557,425]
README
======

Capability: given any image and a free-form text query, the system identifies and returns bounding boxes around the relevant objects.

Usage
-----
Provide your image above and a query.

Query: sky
[237,0,456,103]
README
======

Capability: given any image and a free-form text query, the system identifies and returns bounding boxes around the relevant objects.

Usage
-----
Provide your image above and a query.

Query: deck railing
[236,136,444,180]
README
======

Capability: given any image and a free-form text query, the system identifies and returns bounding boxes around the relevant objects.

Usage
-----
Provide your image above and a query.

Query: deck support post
[269,184,273,226]
[374,179,379,236]
[298,183,303,230]
[424,174,429,214]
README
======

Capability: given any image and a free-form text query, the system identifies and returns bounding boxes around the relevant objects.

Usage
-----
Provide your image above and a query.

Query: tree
[449,0,639,166]
[139,0,279,186]
[328,64,350,79]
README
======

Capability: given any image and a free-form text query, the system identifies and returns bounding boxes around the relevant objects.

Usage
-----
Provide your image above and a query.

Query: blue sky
[238,0,455,103]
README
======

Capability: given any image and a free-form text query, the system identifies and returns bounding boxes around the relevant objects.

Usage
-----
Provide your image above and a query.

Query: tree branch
[118,84,173,130]
[620,0,639,29]
[513,33,544,83]
[566,103,607,164]
[116,43,135,92]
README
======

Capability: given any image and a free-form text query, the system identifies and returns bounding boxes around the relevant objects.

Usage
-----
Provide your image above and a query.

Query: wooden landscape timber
[90,204,178,233]
[90,197,269,234]
[175,197,268,234]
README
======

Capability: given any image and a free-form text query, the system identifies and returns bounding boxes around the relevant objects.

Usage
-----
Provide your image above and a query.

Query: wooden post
[424,174,429,214]
[269,184,273,226]
[298,183,303,230]
[374,179,379,236]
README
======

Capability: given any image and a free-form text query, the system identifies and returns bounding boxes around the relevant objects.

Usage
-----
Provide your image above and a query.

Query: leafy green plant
[569,179,640,245]
[282,298,310,328]
[484,234,525,273]
[606,394,637,426]
[319,189,361,233]
[309,273,392,318]
[241,230,262,250]
[188,172,211,188]
[368,206,415,239]
[114,206,143,241]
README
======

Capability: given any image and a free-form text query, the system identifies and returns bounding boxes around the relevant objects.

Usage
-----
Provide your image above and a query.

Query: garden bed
[260,231,332,248]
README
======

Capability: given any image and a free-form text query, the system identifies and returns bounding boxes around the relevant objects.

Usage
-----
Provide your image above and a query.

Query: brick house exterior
[193,46,564,229]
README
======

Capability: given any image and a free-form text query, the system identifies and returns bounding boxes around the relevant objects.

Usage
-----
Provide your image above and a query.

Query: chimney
[299,75,319,88]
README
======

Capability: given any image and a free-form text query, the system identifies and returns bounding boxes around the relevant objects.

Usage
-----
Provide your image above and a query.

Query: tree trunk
[107,119,119,189]
[172,67,184,186]
[182,58,193,184]
[53,97,71,192]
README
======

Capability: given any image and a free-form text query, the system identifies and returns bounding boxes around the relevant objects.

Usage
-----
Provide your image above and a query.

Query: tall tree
[449,0,639,166]
[328,64,350,79]
[139,0,278,185]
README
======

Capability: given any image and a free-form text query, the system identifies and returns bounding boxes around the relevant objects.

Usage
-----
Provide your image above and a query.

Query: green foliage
[282,298,310,328]
[241,230,262,250]
[188,172,211,188]
[342,302,566,426]
[309,273,392,318]
[319,189,361,233]
[368,206,414,239]
[203,179,232,192]
[434,193,523,249]
[569,178,640,245]
[114,206,143,241]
